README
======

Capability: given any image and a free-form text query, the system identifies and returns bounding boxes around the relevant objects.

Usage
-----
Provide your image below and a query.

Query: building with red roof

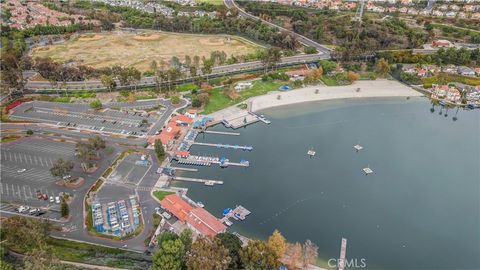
[171,114,193,125]
[185,207,227,237]
[160,194,193,222]
[159,194,226,237]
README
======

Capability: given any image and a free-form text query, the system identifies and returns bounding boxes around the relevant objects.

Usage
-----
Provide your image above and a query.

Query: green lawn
[153,190,175,201]
[176,83,199,92]
[320,76,340,86]
[202,80,285,114]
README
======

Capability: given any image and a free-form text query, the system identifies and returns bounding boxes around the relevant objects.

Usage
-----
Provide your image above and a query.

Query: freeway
[224,0,332,55]
[25,54,329,91]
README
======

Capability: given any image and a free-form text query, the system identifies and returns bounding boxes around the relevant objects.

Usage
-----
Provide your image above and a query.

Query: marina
[175,155,250,168]
[202,130,240,136]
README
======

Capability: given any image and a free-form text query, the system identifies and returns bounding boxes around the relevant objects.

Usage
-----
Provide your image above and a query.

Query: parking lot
[9,101,168,137]
[0,137,75,209]
[108,153,152,186]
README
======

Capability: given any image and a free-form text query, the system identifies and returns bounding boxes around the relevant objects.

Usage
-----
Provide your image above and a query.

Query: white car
[162,212,172,220]
[17,169,26,173]
[50,197,54,203]
[55,196,60,204]
[17,206,29,213]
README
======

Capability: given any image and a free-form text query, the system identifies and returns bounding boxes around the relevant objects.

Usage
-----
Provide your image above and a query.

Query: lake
[174,97,480,269]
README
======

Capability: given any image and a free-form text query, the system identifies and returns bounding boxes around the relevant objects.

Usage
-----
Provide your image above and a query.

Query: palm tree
[444,105,449,117]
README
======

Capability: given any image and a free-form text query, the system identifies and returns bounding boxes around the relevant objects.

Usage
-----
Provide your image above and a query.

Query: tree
[201,58,214,83]
[100,75,116,92]
[186,237,231,270]
[302,239,318,268]
[88,136,106,153]
[26,129,33,135]
[347,71,360,81]
[152,239,185,270]
[2,216,51,252]
[50,158,74,180]
[76,141,96,165]
[171,95,180,104]
[191,98,201,108]
[216,233,243,270]
[157,231,179,247]
[60,197,69,218]
[267,230,287,259]
[285,242,302,269]
[89,99,102,109]
[154,139,165,162]
[128,92,136,103]
[179,229,192,252]
[319,60,337,73]
[23,246,60,270]
[375,58,391,77]
[240,240,280,270]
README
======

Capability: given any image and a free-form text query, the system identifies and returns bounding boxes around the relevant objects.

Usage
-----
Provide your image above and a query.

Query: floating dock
[171,176,223,186]
[192,142,253,151]
[176,155,250,168]
[220,205,251,225]
[203,130,240,136]
[168,167,198,172]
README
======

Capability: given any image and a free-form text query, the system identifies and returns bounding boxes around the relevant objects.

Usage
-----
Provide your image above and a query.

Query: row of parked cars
[16,206,45,216]
[36,190,61,203]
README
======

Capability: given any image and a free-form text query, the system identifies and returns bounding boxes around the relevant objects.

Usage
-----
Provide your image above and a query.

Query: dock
[339,238,347,270]
[220,205,251,225]
[203,130,240,136]
[192,142,253,151]
[168,167,198,172]
[171,176,223,186]
[177,155,250,168]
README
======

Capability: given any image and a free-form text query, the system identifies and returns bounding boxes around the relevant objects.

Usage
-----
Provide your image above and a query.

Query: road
[25,54,329,91]
[224,0,332,55]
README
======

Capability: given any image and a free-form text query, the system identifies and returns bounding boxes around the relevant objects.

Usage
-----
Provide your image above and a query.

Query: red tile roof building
[159,194,226,237]
[160,194,193,222]
[185,208,227,237]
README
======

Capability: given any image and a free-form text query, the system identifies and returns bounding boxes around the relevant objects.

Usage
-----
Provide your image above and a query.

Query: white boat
[224,220,233,226]
[197,202,205,208]
[307,148,316,156]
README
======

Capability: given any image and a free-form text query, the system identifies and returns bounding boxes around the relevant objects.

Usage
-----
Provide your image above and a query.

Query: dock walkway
[172,176,223,186]
[192,142,253,151]
[221,205,251,225]
[203,130,240,136]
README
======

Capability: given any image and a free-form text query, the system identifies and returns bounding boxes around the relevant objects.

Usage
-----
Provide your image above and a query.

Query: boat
[197,202,204,208]
[307,148,316,157]
[224,220,233,226]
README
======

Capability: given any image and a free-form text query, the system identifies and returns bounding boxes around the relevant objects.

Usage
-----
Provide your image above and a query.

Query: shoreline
[249,79,424,112]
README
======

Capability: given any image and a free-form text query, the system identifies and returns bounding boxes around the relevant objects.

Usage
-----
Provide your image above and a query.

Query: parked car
[17,206,29,213]
[55,196,60,204]
[162,212,172,220]
[17,169,26,173]
[50,197,54,203]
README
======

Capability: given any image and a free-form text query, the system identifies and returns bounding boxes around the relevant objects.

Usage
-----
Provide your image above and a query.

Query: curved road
[224,0,332,54]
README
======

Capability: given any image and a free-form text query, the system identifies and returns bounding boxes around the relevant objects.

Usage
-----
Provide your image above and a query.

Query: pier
[171,176,223,186]
[192,142,253,151]
[221,205,251,225]
[203,130,240,136]
[169,167,198,172]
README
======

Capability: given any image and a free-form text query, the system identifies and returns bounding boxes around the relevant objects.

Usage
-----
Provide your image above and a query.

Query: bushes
[89,99,102,109]
[262,72,289,82]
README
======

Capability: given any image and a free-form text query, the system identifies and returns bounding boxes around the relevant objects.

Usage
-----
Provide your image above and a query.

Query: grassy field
[422,73,480,87]
[31,31,261,72]
[196,0,224,4]
[202,80,285,114]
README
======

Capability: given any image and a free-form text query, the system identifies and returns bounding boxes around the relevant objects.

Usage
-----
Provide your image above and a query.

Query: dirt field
[31,31,262,72]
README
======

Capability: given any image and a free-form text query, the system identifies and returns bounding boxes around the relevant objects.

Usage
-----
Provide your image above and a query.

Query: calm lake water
[174,97,480,270]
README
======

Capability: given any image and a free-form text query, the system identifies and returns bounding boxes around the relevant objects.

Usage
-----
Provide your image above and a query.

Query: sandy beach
[249,79,424,112]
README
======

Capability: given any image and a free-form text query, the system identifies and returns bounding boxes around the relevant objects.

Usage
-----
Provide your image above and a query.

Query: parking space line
[24,154,28,164]
[29,155,33,164]
[39,158,44,166]
[23,186,27,199]
[5,184,9,196]
[28,186,33,198]
[12,152,16,162]
[33,156,39,165]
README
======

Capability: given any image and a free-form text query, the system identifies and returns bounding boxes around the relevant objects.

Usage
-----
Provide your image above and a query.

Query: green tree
[179,229,192,252]
[240,240,280,270]
[60,197,69,218]
[26,129,33,135]
[89,99,102,109]
[50,158,74,181]
[154,139,165,162]
[100,74,116,92]
[152,239,185,270]
[186,237,231,270]
[170,95,180,104]
[88,136,106,152]
[216,233,243,269]
[1,216,51,252]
